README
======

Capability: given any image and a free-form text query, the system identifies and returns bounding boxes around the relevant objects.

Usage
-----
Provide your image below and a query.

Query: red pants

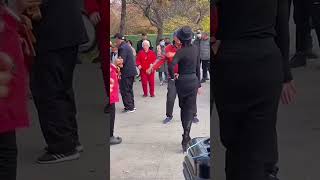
[140,71,155,96]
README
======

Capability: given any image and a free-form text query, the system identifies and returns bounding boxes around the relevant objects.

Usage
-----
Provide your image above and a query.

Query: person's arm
[169,51,180,79]
[195,47,201,87]
[136,51,142,69]
[275,0,292,83]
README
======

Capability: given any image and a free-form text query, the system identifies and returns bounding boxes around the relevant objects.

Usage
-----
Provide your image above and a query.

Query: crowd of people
[108,29,211,151]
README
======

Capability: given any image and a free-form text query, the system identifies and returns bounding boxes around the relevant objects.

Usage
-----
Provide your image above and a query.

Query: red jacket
[153,45,179,76]
[84,0,108,41]
[136,50,157,73]
[110,64,119,104]
[0,5,29,133]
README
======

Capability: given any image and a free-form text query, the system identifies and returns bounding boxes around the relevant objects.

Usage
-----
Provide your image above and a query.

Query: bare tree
[120,0,127,35]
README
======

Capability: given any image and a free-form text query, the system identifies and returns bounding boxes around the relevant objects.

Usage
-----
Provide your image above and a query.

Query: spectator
[156,38,168,85]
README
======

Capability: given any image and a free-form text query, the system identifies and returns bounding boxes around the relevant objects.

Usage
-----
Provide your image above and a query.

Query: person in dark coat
[168,26,201,152]
[114,33,138,113]
[30,0,88,164]
[213,0,296,179]
[289,0,320,68]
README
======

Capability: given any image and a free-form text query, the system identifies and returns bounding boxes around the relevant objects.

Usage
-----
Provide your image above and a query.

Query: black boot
[181,120,192,152]
[290,52,307,68]
[266,166,279,180]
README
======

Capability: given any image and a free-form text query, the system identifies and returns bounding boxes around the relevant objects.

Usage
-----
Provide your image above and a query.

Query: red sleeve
[153,55,165,71]
[84,0,99,15]
[211,6,218,37]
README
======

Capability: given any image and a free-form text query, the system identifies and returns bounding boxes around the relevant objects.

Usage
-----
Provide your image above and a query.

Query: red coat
[136,50,157,73]
[153,45,179,75]
[110,64,119,104]
[0,6,29,133]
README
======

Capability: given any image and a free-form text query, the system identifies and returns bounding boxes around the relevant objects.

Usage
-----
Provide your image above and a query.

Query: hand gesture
[0,52,14,98]
[281,80,296,104]
[16,0,41,14]
[138,65,142,70]
[197,87,203,95]
[174,73,179,80]
[146,67,153,74]
[89,12,101,26]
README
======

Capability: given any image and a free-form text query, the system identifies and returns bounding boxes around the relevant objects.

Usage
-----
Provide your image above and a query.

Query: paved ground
[110,77,210,180]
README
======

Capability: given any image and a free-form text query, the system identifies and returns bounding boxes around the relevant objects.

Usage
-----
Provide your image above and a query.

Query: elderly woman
[136,40,157,97]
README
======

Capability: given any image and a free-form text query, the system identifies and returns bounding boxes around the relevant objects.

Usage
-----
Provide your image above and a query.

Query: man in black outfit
[289,0,320,68]
[31,0,88,164]
[114,33,137,113]
[214,0,296,180]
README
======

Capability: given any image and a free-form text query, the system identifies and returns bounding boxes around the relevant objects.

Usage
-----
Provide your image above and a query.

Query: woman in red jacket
[84,0,109,111]
[0,1,31,179]
[136,40,157,97]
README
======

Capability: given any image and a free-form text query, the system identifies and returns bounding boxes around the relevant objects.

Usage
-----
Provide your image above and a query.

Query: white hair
[142,40,150,47]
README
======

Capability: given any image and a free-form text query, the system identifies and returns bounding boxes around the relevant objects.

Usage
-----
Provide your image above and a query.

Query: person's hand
[89,12,101,25]
[16,0,41,14]
[146,67,152,74]
[174,73,179,80]
[138,65,142,70]
[281,80,296,104]
[212,40,221,56]
[0,52,14,98]
[116,57,123,68]
[197,87,203,95]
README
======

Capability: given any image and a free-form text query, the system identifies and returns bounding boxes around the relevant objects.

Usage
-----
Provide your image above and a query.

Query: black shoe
[200,79,206,83]
[192,116,200,123]
[163,116,173,124]
[266,166,279,180]
[37,151,80,164]
[44,143,84,153]
[110,136,122,145]
[290,53,307,68]
[181,135,191,152]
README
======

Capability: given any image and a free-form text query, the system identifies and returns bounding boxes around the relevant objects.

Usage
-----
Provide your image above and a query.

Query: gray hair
[142,40,150,47]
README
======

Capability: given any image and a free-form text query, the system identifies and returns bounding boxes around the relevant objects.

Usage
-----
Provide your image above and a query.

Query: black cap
[113,33,125,40]
[177,26,193,41]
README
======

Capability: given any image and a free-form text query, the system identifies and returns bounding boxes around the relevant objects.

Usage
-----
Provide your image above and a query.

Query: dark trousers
[166,79,197,118]
[31,46,79,153]
[158,72,168,82]
[291,0,320,52]
[120,76,135,110]
[201,60,210,79]
[176,75,199,135]
[0,131,17,180]
[110,104,115,137]
[213,39,283,180]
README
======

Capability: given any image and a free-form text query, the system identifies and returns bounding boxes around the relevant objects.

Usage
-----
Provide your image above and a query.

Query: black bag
[183,137,211,180]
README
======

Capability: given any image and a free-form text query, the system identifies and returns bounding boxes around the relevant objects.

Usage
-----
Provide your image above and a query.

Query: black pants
[201,60,210,79]
[291,0,320,52]
[31,46,79,154]
[110,104,116,137]
[158,72,168,82]
[166,79,197,118]
[120,76,135,110]
[213,39,283,180]
[176,75,199,135]
[0,131,17,180]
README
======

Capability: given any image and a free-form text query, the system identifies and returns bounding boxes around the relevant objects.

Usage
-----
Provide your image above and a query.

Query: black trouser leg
[110,104,115,137]
[202,60,210,79]
[311,0,320,45]
[214,39,283,180]
[166,79,177,117]
[0,131,17,180]
[293,0,314,52]
[159,72,163,82]
[31,46,79,153]
[120,76,135,110]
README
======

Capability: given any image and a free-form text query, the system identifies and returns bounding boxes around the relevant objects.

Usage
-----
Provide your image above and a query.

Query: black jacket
[119,42,138,78]
[33,0,88,52]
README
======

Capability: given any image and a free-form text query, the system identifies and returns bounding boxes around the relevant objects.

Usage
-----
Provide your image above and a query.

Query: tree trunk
[120,0,127,35]
[156,26,163,45]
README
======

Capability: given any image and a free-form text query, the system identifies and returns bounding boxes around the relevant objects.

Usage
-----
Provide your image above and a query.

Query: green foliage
[201,16,210,33]
[164,16,197,33]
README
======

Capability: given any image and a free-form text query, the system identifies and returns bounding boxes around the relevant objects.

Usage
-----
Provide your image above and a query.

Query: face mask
[160,41,165,46]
